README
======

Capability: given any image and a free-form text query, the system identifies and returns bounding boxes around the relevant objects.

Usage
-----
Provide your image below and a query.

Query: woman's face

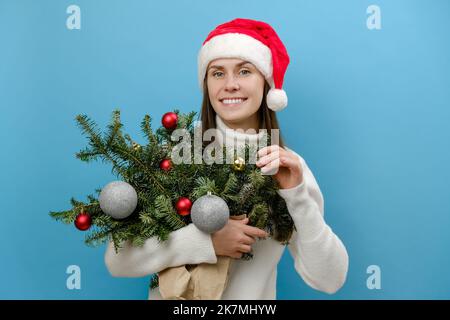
[206,58,265,131]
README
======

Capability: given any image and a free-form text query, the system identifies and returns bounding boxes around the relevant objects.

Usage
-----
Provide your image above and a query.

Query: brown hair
[199,79,286,148]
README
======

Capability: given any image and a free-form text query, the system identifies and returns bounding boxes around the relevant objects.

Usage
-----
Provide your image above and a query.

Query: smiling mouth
[220,98,248,106]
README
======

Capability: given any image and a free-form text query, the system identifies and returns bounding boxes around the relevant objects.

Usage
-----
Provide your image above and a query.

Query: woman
[105,18,349,299]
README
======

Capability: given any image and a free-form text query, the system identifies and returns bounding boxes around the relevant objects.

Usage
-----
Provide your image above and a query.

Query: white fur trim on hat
[267,88,287,111]
[198,33,273,89]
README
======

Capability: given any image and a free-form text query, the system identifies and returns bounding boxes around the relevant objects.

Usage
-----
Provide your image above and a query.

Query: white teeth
[222,99,245,105]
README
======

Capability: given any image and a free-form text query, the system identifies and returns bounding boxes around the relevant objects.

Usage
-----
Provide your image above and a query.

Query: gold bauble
[233,156,245,171]
[132,142,141,151]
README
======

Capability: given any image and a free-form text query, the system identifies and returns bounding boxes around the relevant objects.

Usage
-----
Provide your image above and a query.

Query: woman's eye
[212,71,224,78]
[239,69,251,75]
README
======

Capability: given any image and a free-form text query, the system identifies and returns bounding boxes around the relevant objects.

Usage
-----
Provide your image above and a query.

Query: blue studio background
[1,0,449,299]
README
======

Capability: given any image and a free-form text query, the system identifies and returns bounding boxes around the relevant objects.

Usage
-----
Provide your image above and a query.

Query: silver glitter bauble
[99,181,138,219]
[191,192,230,233]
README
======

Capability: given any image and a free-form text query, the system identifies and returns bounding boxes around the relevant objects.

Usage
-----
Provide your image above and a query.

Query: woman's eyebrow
[208,65,224,71]
[236,61,252,68]
[208,61,252,71]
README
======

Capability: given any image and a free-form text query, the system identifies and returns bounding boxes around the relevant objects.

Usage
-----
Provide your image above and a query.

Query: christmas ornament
[191,192,229,233]
[233,156,245,171]
[161,112,178,130]
[50,109,295,258]
[132,141,141,151]
[159,158,172,171]
[176,197,192,216]
[99,181,138,219]
[74,212,92,231]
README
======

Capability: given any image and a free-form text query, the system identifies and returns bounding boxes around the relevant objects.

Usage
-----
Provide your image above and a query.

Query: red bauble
[161,112,178,130]
[176,197,192,216]
[74,212,92,231]
[159,158,172,171]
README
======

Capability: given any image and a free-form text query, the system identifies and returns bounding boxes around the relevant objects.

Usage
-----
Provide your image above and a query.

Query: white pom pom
[266,88,288,111]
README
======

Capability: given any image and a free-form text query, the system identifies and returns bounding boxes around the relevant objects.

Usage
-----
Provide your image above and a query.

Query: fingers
[257,145,298,163]
[230,217,248,224]
[238,244,252,253]
[232,252,243,259]
[256,150,279,167]
[258,145,282,157]
[278,156,300,172]
[257,146,296,175]
[238,217,249,224]
[240,234,256,245]
[260,158,280,175]
[260,153,300,175]
[243,224,269,238]
[232,217,268,238]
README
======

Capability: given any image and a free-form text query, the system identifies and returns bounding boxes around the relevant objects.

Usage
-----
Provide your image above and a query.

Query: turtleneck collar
[215,114,266,147]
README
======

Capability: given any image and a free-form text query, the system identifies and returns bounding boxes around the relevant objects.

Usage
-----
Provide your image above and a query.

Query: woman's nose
[224,75,240,91]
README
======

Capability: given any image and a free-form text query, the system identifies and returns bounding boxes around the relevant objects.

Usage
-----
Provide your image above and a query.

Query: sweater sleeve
[104,223,218,277]
[277,149,349,294]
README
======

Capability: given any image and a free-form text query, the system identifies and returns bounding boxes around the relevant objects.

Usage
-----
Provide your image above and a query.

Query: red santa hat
[198,18,290,112]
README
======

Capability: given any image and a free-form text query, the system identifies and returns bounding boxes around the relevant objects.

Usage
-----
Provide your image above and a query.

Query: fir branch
[220,173,239,198]
[237,183,255,206]
[85,227,112,247]
[149,274,159,290]
[105,109,126,147]
[49,209,78,224]
[108,143,167,195]
[76,148,101,162]
[51,109,295,261]
[249,169,265,189]
[124,133,134,146]
[139,210,157,225]
[248,203,269,231]
[141,114,159,146]
[75,114,129,178]
[192,177,218,198]
[75,114,103,150]
[153,195,186,230]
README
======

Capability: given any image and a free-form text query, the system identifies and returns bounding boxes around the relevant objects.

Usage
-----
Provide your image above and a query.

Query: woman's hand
[256,145,304,189]
[211,218,269,259]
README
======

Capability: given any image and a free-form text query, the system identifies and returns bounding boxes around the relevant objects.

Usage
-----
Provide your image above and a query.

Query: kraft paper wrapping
[157,214,247,300]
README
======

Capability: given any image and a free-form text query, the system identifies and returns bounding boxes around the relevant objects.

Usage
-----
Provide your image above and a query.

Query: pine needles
[50,109,294,260]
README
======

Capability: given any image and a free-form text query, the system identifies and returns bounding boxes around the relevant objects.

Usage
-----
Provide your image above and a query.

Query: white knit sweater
[104,115,349,299]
